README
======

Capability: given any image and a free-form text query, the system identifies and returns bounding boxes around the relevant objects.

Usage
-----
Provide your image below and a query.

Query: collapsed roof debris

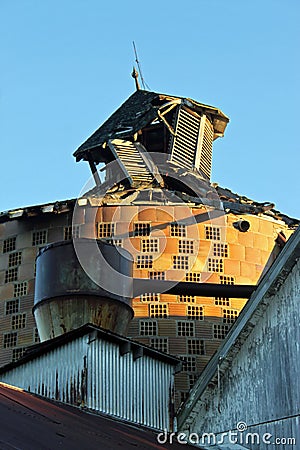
[0,199,76,224]
[1,187,298,229]
[216,186,299,227]
[71,89,298,229]
[73,90,229,188]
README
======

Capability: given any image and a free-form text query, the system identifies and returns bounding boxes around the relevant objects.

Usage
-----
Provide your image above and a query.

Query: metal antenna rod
[132,41,150,90]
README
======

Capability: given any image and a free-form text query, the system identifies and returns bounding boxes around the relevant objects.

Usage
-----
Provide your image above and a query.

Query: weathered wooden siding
[180,259,300,449]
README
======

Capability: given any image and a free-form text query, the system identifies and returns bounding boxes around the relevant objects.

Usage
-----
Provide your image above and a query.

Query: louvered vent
[108,139,163,187]
[169,107,201,169]
[199,118,214,179]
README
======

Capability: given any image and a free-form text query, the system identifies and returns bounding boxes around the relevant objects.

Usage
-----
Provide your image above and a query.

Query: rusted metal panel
[174,373,190,391]
[33,239,134,340]
[1,338,86,404]
[34,295,133,341]
[34,239,133,305]
[0,327,177,431]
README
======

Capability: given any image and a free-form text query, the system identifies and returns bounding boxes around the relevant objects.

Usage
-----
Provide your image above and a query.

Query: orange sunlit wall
[87,202,292,406]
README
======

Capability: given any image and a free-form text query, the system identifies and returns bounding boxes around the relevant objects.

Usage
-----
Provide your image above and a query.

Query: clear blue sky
[1,0,299,218]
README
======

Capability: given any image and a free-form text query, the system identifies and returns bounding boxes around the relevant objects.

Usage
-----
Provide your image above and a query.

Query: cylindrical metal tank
[33,239,134,341]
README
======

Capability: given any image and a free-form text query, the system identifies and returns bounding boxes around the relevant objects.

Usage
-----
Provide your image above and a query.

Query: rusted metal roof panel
[0,382,197,449]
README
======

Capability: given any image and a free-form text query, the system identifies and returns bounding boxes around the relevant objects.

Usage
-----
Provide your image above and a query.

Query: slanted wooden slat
[169,107,214,179]
[199,119,214,179]
[108,139,163,187]
[169,108,201,169]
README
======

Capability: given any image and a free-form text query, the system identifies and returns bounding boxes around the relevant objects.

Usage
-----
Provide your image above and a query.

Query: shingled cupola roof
[73,90,229,165]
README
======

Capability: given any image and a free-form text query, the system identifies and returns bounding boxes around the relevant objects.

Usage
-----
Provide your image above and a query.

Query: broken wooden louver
[108,139,163,188]
[169,106,214,179]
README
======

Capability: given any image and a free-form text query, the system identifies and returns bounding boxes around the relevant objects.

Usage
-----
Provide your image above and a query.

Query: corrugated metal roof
[0,323,181,374]
[1,325,178,430]
[0,382,197,449]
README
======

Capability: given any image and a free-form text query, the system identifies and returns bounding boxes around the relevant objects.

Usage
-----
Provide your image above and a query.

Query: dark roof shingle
[73,89,229,163]
[74,90,159,161]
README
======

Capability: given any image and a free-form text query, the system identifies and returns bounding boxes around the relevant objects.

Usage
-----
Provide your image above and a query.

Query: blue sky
[1,0,299,218]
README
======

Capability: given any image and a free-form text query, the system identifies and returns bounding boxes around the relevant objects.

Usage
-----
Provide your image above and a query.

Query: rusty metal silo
[33,239,133,341]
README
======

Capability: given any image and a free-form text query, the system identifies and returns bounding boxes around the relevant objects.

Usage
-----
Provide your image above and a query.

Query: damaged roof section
[74,90,229,177]
[0,191,298,229]
[0,199,75,224]
[216,186,299,227]
[74,90,159,161]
